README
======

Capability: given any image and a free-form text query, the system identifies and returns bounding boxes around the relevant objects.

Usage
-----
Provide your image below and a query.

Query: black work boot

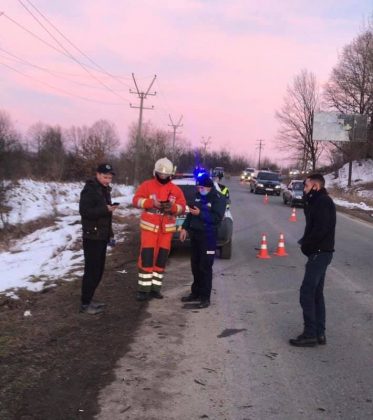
[317,335,327,345]
[181,294,199,302]
[136,291,149,301]
[79,304,103,315]
[150,290,164,299]
[198,299,210,309]
[90,301,106,309]
[289,333,318,347]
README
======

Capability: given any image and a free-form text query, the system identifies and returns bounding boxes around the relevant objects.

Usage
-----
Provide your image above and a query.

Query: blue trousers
[300,252,333,337]
[189,230,217,301]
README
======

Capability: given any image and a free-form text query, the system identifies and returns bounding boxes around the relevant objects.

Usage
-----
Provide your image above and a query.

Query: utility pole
[168,114,183,164]
[130,73,157,186]
[256,139,265,169]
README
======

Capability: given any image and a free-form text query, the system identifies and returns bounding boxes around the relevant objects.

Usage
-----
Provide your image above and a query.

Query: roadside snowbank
[0,180,134,295]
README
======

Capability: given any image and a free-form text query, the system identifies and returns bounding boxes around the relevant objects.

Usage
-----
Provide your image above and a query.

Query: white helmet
[154,157,174,176]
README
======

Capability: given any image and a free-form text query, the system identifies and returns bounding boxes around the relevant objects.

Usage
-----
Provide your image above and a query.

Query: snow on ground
[332,198,373,212]
[0,179,134,296]
[325,159,373,189]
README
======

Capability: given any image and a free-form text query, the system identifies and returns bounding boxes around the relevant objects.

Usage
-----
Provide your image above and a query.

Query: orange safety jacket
[132,178,186,233]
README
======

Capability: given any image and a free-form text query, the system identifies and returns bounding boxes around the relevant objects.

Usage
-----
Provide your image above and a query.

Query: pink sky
[0,0,372,163]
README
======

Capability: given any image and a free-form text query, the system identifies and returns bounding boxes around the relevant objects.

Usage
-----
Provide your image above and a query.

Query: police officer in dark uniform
[212,170,230,208]
[79,163,118,314]
[179,173,226,308]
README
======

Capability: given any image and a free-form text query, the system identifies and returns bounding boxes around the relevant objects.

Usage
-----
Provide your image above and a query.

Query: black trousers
[189,230,217,301]
[300,252,333,337]
[81,238,107,305]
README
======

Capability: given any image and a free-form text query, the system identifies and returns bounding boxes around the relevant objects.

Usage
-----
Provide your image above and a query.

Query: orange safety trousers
[137,229,173,293]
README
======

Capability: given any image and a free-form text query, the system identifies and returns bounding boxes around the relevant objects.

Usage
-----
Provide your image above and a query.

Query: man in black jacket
[289,174,336,347]
[179,174,226,308]
[79,163,118,315]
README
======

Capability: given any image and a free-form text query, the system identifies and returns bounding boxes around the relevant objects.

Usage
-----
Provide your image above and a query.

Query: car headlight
[257,183,264,187]
[275,185,280,188]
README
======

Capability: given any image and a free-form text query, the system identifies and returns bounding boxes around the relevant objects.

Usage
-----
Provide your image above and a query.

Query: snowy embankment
[0,180,134,297]
[324,159,373,212]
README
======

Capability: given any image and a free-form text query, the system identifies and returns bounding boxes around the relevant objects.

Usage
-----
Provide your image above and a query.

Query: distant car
[283,180,305,206]
[172,177,233,259]
[250,171,281,195]
[240,167,256,182]
[289,169,301,177]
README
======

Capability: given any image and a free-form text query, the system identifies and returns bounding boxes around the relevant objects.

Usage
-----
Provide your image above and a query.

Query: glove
[160,201,172,212]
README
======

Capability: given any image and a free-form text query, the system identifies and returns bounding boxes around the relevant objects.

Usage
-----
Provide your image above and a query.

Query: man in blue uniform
[179,173,226,308]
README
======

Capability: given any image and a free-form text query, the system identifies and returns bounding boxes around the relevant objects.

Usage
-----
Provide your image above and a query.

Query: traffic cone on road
[289,207,297,222]
[263,194,269,205]
[273,233,288,257]
[256,233,271,259]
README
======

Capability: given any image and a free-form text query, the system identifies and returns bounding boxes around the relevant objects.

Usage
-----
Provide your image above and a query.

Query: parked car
[240,167,256,182]
[172,176,233,259]
[283,180,305,206]
[250,171,281,195]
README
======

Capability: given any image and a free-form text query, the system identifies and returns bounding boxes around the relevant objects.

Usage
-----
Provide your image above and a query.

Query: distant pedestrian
[132,157,186,301]
[79,163,118,315]
[179,173,226,308]
[289,174,336,347]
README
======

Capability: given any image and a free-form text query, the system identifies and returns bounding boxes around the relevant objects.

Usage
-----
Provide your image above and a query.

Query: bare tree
[66,119,120,177]
[323,28,373,158]
[0,110,25,180]
[276,69,323,171]
[28,123,65,180]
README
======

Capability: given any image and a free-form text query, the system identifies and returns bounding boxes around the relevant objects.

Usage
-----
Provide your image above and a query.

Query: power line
[130,73,157,186]
[15,1,131,103]
[0,47,126,92]
[1,10,130,103]
[21,0,133,90]
[0,60,125,106]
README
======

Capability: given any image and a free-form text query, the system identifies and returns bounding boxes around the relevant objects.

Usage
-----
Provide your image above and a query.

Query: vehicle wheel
[220,240,232,259]
[254,188,258,194]
[250,187,253,193]
[283,196,287,205]
[276,192,280,196]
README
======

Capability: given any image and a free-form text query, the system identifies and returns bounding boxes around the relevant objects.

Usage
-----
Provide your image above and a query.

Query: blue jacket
[182,187,226,233]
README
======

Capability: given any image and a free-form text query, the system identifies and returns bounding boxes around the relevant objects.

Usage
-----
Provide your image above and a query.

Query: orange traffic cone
[263,194,269,205]
[273,233,288,256]
[256,233,271,259]
[289,207,297,222]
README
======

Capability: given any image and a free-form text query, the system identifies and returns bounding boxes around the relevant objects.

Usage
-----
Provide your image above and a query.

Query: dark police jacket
[300,188,336,256]
[79,179,113,241]
[182,187,226,234]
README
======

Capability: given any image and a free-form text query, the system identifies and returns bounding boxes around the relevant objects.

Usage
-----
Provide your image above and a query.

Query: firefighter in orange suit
[132,157,186,301]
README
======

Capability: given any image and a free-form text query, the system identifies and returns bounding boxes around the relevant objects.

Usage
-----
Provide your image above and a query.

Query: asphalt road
[97,178,373,420]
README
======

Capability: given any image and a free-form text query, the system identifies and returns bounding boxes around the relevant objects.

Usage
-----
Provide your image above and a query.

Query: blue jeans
[300,252,333,337]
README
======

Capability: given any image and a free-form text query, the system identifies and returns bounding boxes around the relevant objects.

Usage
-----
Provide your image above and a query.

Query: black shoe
[181,294,200,302]
[289,334,318,347]
[136,291,149,301]
[79,304,103,315]
[90,301,106,309]
[198,300,210,309]
[150,290,164,299]
[317,335,327,345]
